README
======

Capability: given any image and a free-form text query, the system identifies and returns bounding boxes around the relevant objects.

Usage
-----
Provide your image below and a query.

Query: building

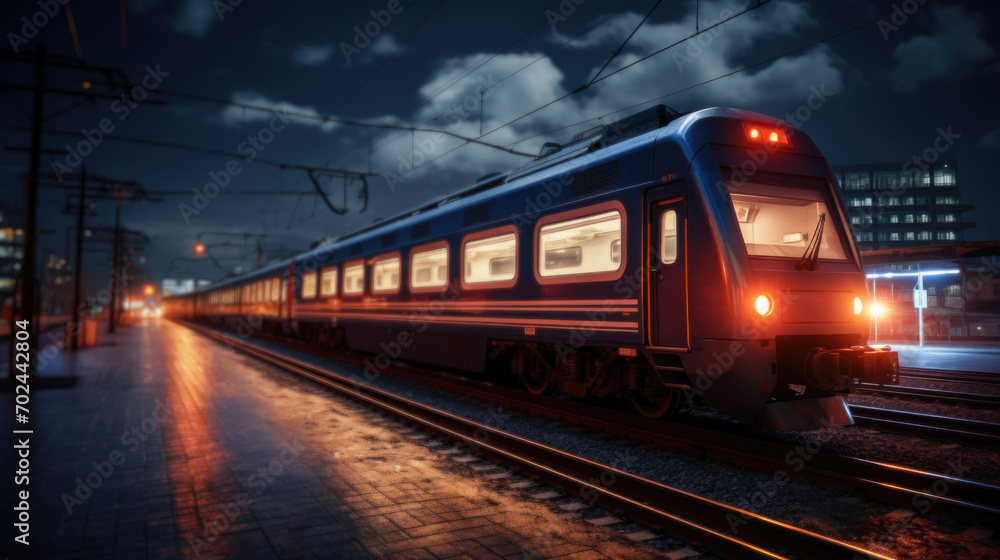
[861,242,1000,342]
[162,278,212,296]
[0,208,26,295]
[832,161,974,251]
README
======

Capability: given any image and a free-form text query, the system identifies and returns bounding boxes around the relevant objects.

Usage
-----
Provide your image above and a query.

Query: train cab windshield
[724,171,848,261]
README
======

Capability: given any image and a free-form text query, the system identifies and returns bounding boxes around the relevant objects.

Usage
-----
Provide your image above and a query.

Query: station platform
[882,342,1000,373]
[1,319,663,560]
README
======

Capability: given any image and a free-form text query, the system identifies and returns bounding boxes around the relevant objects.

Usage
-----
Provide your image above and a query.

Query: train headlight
[854,296,863,315]
[755,294,774,316]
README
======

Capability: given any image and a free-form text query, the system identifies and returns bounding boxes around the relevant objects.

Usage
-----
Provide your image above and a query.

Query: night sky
[1,0,998,296]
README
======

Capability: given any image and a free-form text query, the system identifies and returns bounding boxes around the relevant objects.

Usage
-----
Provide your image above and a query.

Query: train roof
[191,106,799,294]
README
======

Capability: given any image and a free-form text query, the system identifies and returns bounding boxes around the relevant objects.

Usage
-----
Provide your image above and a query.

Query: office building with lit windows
[832,161,975,251]
[0,208,26,295]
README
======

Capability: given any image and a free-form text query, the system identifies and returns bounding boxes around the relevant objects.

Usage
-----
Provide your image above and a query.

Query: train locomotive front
[657,108,898,430]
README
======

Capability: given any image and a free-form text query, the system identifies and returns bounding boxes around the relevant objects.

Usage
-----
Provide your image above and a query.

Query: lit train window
[280,279,287,302]
[343,262,365,295]
[463,229,517,288]
[271,278,280,302]
[301,272,317,299]
[611,239,621,264]
[411,244,448,291]
[320,267,338,297]
[538,209,622,278]
[661,211,677,264]
[725,171,848,260]
[373,255,401,294]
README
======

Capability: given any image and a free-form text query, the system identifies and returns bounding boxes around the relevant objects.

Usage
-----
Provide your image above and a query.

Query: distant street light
[193,242,206,254]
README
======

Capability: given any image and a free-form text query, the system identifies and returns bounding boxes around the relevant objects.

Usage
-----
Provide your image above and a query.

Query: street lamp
[193,242,206,255]
[870,303,885,342]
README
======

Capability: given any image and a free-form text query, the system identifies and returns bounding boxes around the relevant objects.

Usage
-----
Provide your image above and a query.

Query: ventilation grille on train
[411,222,430,239]
[463,203,491,226]
[381,232,396,247]
[570,160,619,198]
[349,243,362,256]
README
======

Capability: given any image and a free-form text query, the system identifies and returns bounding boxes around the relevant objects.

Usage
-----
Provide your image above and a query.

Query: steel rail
[180,320,1000,528]
[851,383,1000,408]
[898,366,1000,387]
[848,405,1000,447]
[181,321,896,560]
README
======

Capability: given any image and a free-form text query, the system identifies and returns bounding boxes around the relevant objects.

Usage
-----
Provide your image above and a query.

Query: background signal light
[854,296,864,315]
[755,294,774,316]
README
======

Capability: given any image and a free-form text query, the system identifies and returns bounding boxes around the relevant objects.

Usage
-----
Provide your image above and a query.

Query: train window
[372,254,401,294]
[661,211,677,264]
[301,272,317,299]
[271,278,280,302]
[411,242,448,291]
[462,226,518,289]
[537,207,624,281]
[280,279,287,302]
[725,171,848,260]
[343,261,365,295]
[320,267,338,297]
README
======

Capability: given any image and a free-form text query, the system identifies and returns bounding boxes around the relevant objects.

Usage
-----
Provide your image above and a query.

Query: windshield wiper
[796,213,826,271]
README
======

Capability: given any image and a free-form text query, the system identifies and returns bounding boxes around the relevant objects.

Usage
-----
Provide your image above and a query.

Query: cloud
[890,6,995,92]
[340,33,405,65]
[371,33,404,56]
[292,44,335,66]
[170,0,218,37]
[982,128,1000,153]
[368,1,842,184]
[221,91,339,132]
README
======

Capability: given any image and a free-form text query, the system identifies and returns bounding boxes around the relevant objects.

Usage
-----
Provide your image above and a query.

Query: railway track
[181,320,1000,531]
[851,382,1000,408]
[899,366,1000,387]
[182,320,899,560]
[848,405,1000,447]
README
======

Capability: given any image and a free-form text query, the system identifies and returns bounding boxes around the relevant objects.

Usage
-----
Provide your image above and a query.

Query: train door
[648,192,688,349]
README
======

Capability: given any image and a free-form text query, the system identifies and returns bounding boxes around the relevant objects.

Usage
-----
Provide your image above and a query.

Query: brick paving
[2,320,670,559]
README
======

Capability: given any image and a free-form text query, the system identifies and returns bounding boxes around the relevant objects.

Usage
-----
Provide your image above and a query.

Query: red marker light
[742,122,792,148]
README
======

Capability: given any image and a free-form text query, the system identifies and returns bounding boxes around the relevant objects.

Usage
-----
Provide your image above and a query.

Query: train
[163,105,899,431]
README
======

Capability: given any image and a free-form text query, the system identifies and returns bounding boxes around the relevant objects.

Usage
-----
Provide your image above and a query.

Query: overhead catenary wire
[151,88,536,157]
[372,0,645,154]
[396,0,946,177]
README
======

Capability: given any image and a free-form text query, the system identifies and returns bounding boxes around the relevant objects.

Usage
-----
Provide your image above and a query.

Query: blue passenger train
[164,105,898,431]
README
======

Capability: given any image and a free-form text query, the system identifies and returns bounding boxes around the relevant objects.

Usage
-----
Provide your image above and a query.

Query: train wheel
[521,369,553,395]
[631,389,681,419]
